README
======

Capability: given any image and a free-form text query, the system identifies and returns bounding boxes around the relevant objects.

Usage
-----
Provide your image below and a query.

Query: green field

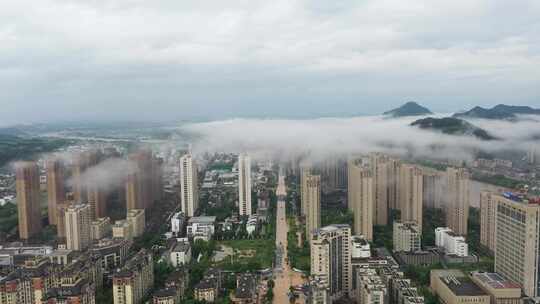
[217,239,275,270]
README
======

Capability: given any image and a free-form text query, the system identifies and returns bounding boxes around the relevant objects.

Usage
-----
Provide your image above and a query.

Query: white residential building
[180,154,198,217]
[169,240,191,267]
[187,216,216,242]
[246,214,258,235]
[171,212,186,235]
[351,235,371,259]
[238,154,252,216]
[435,227,469,257]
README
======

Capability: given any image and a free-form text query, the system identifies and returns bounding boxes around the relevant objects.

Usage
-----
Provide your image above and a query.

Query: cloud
[66,157,136,192]
[183,114,540,162]
[0,0,539,123]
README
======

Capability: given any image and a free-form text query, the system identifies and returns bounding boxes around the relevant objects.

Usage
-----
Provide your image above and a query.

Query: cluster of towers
[14,148,163,241]
[300,153,471,242]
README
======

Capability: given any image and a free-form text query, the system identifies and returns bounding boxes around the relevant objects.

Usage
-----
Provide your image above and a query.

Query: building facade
[398,165,423,231]
[348,159,374,241]
[179,154,198,217]
[15,161,42,240]
[238,154,252,216]
[65,203,92,251]
[445,168,470,236]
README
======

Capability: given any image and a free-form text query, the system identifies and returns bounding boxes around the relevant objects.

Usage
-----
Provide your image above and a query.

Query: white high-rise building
[65,203,92,251]
[238,154,252,216]
[311,224,352,300]
[180,154,198,217]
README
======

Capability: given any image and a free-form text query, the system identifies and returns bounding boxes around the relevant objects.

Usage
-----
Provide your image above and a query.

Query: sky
[1,0,540,124]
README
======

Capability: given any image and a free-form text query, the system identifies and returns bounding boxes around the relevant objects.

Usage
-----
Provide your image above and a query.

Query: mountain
[453,104,540,120]
[410,117,497,140]
[383,101,433,117]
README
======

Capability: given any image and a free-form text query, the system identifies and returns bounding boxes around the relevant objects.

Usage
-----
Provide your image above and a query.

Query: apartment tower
[305,174,321,237]
[65,203,92,251]
[446,167,470,236]
[238,154,252,216]
[300,162,312,216]
[179,154,198,217]
[348,159,374,240]
[15,161,42,239]
[46,158,65,225]
[479,191,497,254]
[311,224,352,300]
[398,164,423,230]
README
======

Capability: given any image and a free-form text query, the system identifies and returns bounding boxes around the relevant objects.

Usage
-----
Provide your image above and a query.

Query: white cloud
[0,0,539,123]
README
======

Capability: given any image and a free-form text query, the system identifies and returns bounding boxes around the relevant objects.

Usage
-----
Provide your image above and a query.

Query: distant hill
[453,104,540,120]
[383,101,433,117]
[410,117,497,140]
[0,127,27,137]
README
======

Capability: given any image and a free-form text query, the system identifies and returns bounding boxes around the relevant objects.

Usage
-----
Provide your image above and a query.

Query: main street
[273,169,306,304]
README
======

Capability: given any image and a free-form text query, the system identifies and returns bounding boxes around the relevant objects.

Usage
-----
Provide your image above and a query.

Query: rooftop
[472,272,521,290]
[441,276,487,297]
[188,216,217,224]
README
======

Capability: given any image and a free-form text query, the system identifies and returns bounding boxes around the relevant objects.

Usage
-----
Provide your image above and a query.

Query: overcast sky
[1,0,539,124]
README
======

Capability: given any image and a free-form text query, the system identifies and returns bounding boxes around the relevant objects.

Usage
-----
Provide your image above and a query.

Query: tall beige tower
[46,158,65,225]
[445,167,470,236]
[494,193,540,297]
[300,162,312,216]
[398,164,423,230]
[65,203,92,251]
[305,174,321,237]
[479,191,497,253]
[348,159,374,240]
[180,154,198,217]
[238,154,252,216]
[15,161,42,240]
[369,153,399,225]
[311,224,352,300]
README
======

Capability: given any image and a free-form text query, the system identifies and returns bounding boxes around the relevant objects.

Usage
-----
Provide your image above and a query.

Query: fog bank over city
[183,114,540,162]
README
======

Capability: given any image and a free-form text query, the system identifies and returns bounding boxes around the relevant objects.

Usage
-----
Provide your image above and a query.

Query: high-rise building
[300,162,312,216]
[494,193,540,297]
[422,168,445,209]
[65,203,92,251]
[56,202,72,239]
[348,159,374,240]
[46,158,65,226]
[479,191,497,254]
[15,161,42,240]
[126,149,158,211]
[369,153,389,226]
[445,167,470,236]
[398,164,423,230]
[305,174,321,237]
[127,209,146,237]
[238,154,252,216]
[113,220,133,241]
[311,224,352,300]
[393,221,421,252]
[113,249,154,304]
[356,268,387,304]
[179,154,198,217]
[322,157,347,192]
[88,184,107,219]
[72,152,88,203]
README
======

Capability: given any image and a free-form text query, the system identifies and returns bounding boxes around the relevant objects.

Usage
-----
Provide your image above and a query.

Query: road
[273,170,306,304]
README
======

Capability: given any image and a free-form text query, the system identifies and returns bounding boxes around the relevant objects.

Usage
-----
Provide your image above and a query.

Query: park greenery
[287,217,310,272]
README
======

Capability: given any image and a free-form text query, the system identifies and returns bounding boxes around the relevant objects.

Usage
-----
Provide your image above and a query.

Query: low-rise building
[351,235,371,259]
[393,221,421,253]
[113,249,154,304]
[171,212,186,236]
[246,215,259,236]
[470,272,522,304]
[90,217,111,241]
[431,270,490,304]
[356,268,387,304]
[194,277,219,303]
[435,227,469,257]
[308,275,331,304]
[169,241,191,267]
[187,216,217,242]
[231,273,258,304]
[42,279,96,304]
[90,238,130,271]
[127,209,146,237]
[112,220,133,241]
